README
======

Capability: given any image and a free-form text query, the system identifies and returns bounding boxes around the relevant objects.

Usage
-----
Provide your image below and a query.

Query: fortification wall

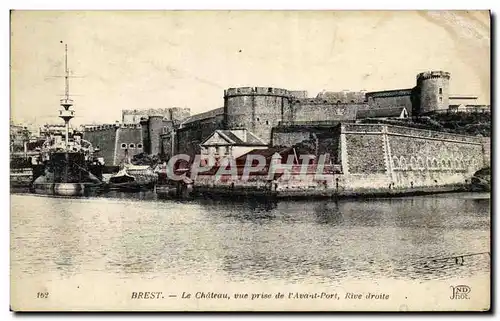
[481,137,491,166]
[122,107,191,124]
[365,90,415,115]
[147,116,164,156]
[115,125,143,166]
[416,71,451,115]
[160,133,174,160]
[168,107,191,122]
[285,100,360,122]
[83,126,117,166]
[175,115,225,158]
[343,124,387,174]
[340,123,485,189]
[140,119,150,154]
[224,87,291,143]
[315,91,365,103]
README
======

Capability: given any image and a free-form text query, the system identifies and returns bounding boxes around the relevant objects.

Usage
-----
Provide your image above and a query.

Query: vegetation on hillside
[360,112,491,137]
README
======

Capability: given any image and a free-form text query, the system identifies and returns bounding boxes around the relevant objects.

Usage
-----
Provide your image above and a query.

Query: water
[10,192,490,285]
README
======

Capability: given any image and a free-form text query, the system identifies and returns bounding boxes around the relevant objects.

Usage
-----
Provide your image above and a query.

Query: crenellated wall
[83,124,143,166]
[284,100,360,122]
[122,107,190,124]
[83,125,117,165]
[224,87,291,144]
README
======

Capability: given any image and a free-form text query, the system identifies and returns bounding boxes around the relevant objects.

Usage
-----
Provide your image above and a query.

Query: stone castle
[82,70,490,171]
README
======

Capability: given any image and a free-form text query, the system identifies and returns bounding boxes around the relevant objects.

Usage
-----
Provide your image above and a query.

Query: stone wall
[83,125,143,166]
[175,114,225,158]
[344,130,386,174]
[122,107,190,124]
[481,137,491,166]
[365,89,415,115]
[83,126,117,166]
[340,123,485,188]
[224,87,291,144]
[114,126,143,165]
[284,101,360,122]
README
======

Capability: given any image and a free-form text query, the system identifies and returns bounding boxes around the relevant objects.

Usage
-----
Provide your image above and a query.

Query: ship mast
[58,41,75,151]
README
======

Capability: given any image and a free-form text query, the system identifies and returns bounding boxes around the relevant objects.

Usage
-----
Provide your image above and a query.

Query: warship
[31,42,105,196]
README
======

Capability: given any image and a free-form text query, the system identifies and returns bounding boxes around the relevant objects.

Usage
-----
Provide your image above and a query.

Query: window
[268,88,273,93]
[129,143,135,149]
[439,88,442,94]
[121,143,127,149]
[439,97,443,102]
[256,117,260,122]
[266,120,269,125]
[137,143,143,149]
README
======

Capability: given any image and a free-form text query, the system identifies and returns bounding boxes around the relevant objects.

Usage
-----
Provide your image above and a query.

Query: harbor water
[11,192,490,285]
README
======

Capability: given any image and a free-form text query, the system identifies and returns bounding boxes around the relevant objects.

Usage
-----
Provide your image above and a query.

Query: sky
[10,10,490,126]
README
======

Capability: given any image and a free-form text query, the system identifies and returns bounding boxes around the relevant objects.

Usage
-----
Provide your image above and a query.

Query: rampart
[340,123,485,191]
[83,124,143,166]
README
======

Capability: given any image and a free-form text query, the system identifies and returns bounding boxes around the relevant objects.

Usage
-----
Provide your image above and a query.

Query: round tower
[148,115,164,156]
[139,117,150,154]
[416,71,451,115]
[224,87,291,144]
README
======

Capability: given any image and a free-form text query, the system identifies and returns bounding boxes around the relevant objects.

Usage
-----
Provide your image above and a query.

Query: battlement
[417,71,451,81]
[365,88,413,98]
[292,98,366,106]
[84,123,142,132]
[122,108,170,115]
[224,87,291,97]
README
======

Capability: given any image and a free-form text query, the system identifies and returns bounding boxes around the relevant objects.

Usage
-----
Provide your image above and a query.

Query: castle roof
[181,107,224,126]
[355,106,409,119]
[365,88,413,98]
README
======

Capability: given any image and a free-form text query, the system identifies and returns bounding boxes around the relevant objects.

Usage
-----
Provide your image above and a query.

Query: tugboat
[31,42,105,196]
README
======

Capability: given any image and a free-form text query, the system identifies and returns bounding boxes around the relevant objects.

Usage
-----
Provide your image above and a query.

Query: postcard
[10,10,491,311]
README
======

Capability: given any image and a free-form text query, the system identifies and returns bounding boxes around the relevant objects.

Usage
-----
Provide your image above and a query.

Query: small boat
[108,164,158,191]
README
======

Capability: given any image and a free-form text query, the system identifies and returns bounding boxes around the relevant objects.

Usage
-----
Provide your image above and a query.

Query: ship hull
[32,182,106,196]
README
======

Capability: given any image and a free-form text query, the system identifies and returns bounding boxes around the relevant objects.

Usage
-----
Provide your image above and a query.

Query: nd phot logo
[450,285,471,300]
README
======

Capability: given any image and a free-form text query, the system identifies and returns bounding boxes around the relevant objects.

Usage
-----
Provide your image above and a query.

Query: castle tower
[224,87,291,144]
[147,115,164,156]
[139,117,150,154]
[416,71,451,115]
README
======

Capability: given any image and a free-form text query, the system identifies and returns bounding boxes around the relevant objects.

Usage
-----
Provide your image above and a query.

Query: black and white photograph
[9,10,491,311]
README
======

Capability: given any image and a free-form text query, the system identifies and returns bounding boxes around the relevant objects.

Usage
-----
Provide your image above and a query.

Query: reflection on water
[10,191,490,284]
